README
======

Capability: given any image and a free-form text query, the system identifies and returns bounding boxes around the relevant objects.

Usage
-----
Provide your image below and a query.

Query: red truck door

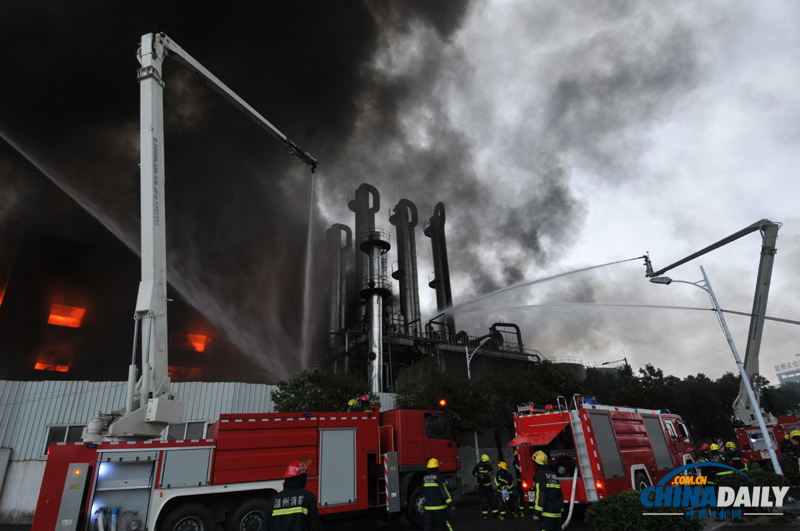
[423,411,456,469]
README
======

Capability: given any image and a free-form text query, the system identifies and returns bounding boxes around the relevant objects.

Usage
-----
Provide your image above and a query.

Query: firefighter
[471,454,497,519]
[423,458,455,531]
[724,441,748,471]
[351,394,373,412]
[709,443,723,463]
[790,430,800,474]
[512,449,529,517]
[346,399,357,411]
[263,458,321,531]
[780,434,793,456]
[531,450,563,531]
[697,443,716,485]
[493,461,515,520]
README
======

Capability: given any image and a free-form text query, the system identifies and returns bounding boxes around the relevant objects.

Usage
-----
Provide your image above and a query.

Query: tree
[271,366,375,412]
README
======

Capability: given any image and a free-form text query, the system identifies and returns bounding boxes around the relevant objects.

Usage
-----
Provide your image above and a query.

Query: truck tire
[226,498,270,531]
[405,485,425,529]
[160,503,215,531]
[635,472,650,491]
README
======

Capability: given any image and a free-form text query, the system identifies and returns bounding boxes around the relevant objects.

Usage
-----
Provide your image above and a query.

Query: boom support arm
[646,219,780,427]
[87,33,317,441]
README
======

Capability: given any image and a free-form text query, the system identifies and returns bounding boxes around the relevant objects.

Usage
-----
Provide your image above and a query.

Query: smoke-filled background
[1,1,798,383]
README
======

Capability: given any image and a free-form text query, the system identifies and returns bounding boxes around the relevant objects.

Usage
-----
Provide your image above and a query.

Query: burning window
[47,304,86,328]
[168,365,203,380]
[35,362,69,372]
[169,333,208,353]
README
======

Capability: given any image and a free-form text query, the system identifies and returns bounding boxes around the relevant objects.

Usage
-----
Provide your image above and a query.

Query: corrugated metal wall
[0,381,395,462]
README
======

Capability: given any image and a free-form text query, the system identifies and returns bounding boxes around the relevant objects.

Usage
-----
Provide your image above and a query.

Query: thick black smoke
[0,1,479,381]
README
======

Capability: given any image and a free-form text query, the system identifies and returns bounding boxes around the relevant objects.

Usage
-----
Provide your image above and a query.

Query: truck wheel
[226,498,270,531]
[405,485,425,529]
[635,472,650,491]
[160,503,215,531]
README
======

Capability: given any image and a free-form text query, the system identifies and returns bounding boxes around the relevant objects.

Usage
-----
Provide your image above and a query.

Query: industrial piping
[326,224,352,346]
[390,199,421,336]
[424,202,455,337]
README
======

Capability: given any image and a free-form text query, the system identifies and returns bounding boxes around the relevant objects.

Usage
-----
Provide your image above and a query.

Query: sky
[0,1,798,384]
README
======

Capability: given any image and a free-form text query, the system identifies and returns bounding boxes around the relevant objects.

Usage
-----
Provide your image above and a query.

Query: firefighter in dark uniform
[513,449,528,517]
[471,454,497,519]
[724,441,748,471]
[531,450,562,531]
[780,434,793,456]
[423,458,455,531]
[493,461,515,520]
[263,458,321,531]
[790,430,800,475]
[697,443,716,486]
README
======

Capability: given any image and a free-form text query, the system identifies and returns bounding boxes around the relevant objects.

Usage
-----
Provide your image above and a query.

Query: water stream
[300,170,316,364]
[450,256,646,316]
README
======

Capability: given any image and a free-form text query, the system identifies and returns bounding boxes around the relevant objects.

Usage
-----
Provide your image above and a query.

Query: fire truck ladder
[561,395,599,502]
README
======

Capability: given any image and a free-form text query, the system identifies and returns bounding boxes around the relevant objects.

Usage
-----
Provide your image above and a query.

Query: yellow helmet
[725,441,736,449]
[348,399,357,406]
[498,461,508,470]
[710,443,720,451]
[514,449,518,456]
[481,454,490,462]
[791,430,800,439]
[533,450,548,465]
[427,458,439,468]
[785,434,790,440]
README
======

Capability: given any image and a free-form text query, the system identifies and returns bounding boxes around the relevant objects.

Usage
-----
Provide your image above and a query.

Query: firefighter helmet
[532,451,548,465]
[361,394,369,402]
[791,430,800,439]
[348,399,357,407]
[699,443,709,451]
[481,454,490,462]
[514,449,518,456]
[784,434,790,440]
[725,441,736,449]
[284,459,308,478]
[710,443,720,451]
[427,458,440,469]
[498,461,508,470]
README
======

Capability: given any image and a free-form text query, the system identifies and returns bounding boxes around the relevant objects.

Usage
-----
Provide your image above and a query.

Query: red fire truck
[736,412,800,466]
[510,395,697,506]
[32,407,460,531]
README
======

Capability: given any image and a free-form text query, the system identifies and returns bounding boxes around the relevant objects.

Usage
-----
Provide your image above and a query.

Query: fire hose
[561,467,579,530]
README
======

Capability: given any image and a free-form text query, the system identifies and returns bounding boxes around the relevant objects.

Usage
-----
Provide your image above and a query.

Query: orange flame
[47,304,85,328]
[0,286,5,308]
[187,334,207,352]
[168,365,202,380]
[35,362,69,372]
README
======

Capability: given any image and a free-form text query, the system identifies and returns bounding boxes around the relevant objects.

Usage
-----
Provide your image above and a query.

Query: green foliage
[763,382,800,417]
[715,468,791,491]
[584,366,743,441]
[271,366,375,412]
[585,490,703,531]
[778,456,800,486]
[395,361,489,434]
[394,360,584,436]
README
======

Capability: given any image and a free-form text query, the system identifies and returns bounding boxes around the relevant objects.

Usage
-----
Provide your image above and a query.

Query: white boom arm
[85,33,316,441]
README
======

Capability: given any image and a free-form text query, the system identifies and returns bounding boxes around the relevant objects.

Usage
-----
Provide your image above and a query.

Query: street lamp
[602,358,628,367]
[650,266,783,475]
[466,336,492,464]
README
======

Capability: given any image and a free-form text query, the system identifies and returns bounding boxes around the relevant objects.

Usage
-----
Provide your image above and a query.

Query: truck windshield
[425,413,450,440]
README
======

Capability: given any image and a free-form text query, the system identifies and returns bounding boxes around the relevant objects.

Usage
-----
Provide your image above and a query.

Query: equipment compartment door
[318,429,357,506]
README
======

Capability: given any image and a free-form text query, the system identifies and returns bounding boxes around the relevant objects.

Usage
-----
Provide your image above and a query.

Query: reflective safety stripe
[424,483,438,487]
[546,483,560,488]
[535,482,543,511]
[273,507,309,516]
[543,512,561,518]
[425,505,447,510]
[716,470,733,475]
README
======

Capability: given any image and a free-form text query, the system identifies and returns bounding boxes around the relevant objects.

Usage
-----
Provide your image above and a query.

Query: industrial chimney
[424,202,455,337]
[348,184,391,393]
[389,199,421,336]
[325,224,351,359]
